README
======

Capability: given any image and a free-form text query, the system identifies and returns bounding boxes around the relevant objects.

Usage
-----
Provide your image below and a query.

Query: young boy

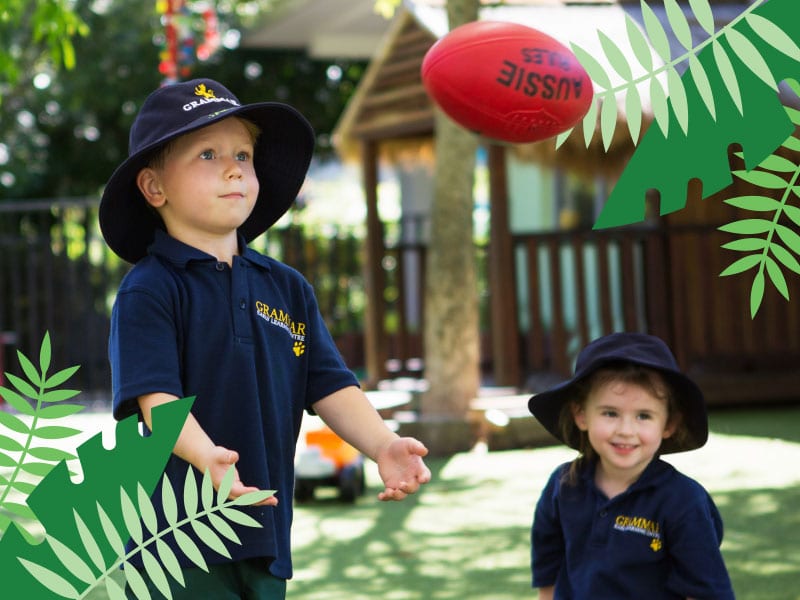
[100,78,431,598]
[527,332,735,599]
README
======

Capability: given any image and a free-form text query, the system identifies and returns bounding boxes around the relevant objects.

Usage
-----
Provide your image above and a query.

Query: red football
[421,20,594,144]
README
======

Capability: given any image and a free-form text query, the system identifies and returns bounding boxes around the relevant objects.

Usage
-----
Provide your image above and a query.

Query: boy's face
[137,117,259,243]
[572,379,675,483]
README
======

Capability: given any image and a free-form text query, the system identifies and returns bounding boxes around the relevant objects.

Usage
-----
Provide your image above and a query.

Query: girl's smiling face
[572,377,676,489]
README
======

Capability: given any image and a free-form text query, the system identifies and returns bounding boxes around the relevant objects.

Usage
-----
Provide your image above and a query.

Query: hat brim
[528,356,708,454]
[100,102,314,263]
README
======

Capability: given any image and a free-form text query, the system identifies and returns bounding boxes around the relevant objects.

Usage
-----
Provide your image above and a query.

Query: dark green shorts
[125,558,286,599]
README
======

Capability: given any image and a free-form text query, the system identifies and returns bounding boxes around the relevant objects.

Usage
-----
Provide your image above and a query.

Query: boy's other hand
[208,446,278,507]
[376,437,431,501]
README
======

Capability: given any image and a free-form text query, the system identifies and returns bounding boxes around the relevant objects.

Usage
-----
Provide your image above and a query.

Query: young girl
[527,332,735,599]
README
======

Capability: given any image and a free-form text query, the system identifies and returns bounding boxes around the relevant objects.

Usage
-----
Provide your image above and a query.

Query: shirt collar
[580,457,675,494]
[148,229,271,271]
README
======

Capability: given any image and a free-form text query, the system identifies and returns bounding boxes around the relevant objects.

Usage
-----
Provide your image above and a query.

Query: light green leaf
[733,169,790,189]
[782,135,800,152]
[162,473,178,526]
[771,244,800,274]
[17,558,80,599]
[207,512,240,544]
[751,154,798,173]
[570,43,612,90]
[201,470,214,512]
[751,269,766,318]
[667,66,689,136]
[183,466,198,519]
[776,224,800,254]
[217,465,235,506]
[5,372,39,400]
[720,254,762,277]
[39,331,52,377]
[688,55,715,120]
[786,106,800,127]
[231,489,275,506]
[782,205,800,227]
[219,507,261,528]
[0,450,18,467]
[121,487,143,545]
[172,528,208,571]
[712,39,743,114]
[625,14,653,71]
[718,218,775,235]
[190,520,230,558]
[650,76,670,138]
[137,483,158,536]
[0,432,24,452]
[582,99,599,147]
[689,0,715,36]
[41,389,81,403]
[600,95,617,151]
[105,575,128,600]
[98,502,126,557]
[4,501,37,519]
[664,0,693,51]
[641,0,672,62]
[598,30,633,81]
[9,480,37,494]
[745,13,800,63]
[44,365,80,389]
[625,83,642,143]
[16,352,42,389]
[20,461,56,477]
[0,387,35,415]
[36,403,85,419]
[46,533,96,585]
[725,27,777,91]
[32,425,82,439]
[141,547,172,600]
[156,538,185,588]
[74,508,106,574]
[555,127,573,149]
[724,195,782,211]
[123,560,152,600]
[28,446,77,462]
[765,256,790,300]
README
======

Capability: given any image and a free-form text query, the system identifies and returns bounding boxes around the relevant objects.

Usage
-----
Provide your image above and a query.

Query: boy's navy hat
[527,332,708,454]
[99,78,314,263]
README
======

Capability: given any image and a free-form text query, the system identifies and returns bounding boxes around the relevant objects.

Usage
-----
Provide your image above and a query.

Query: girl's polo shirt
[109,231,358,580]
[532,458,735,599]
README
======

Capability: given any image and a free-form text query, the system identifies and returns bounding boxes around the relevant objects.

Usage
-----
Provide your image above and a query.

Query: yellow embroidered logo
[613,514,662,550]
[650,538,662,552]
[255,301,307,356]
[194,83,216,99]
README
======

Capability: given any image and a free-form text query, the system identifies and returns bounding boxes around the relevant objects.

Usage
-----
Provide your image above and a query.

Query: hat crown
[128,79,242,156]
[575,332,679,373]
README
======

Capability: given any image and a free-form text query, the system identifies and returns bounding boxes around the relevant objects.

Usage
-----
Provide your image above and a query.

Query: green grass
[6,406,800,599]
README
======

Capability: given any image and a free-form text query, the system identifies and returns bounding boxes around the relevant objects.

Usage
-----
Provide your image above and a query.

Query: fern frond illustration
[17,465,272,600]
[592,0,800,230]
[0,331,83,541]
[559,0,800,153]
[719,99,800,318]
[0,394,193,597]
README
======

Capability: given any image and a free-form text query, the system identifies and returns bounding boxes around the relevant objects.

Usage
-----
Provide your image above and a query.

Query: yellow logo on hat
[194,84,216,100]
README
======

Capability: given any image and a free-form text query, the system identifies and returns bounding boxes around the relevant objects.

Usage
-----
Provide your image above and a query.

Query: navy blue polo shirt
[109,230,358,579]
[531,458,735,599]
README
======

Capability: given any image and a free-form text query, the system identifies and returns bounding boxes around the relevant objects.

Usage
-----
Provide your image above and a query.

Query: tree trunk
[421,0,481,423]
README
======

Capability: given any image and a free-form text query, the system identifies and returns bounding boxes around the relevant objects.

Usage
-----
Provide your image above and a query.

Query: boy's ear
[137,168,166,208]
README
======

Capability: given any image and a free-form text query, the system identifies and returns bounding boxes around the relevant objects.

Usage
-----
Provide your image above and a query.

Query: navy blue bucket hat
[528,332,708,454]
[100,78,314,263]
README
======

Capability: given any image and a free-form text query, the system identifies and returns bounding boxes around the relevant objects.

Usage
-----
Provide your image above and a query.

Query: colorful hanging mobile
[156,0,221,84]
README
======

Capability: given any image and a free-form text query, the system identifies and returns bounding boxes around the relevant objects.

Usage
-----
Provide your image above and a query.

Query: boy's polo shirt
[110,231,358,580]
[532,458,735,599]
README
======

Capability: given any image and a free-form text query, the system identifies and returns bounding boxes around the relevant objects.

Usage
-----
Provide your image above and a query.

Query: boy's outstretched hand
[375,437,431,501]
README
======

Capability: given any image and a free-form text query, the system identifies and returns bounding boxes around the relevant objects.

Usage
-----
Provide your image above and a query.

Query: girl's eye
[200,150,215,160]
[601,410,617,418]
[637,413,652,420]
[236,151,251,161]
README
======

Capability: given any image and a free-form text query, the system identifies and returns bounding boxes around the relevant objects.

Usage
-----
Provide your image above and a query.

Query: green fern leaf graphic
[594,0,800,229]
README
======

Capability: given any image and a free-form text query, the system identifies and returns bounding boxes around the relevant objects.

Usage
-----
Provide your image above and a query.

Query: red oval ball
[421,20,594,143]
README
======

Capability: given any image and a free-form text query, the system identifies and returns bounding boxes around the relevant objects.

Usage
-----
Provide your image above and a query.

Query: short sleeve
[531,466,566,588]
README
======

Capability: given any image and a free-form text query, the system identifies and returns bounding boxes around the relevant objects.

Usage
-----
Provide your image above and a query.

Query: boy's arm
[138,393,277,506]
[312,386,431,501]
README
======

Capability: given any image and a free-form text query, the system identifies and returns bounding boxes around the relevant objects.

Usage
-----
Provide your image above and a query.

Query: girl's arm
[536,586,554,600]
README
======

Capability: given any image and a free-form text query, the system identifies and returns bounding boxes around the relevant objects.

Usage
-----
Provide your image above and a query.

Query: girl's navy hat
[527,332,708,454]
[99,78,314,263]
